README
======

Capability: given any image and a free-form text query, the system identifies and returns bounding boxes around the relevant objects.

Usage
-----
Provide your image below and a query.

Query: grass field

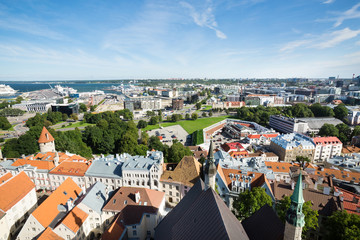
[57,121,95,129]
[143,115,231,134]
[202,105,212,111]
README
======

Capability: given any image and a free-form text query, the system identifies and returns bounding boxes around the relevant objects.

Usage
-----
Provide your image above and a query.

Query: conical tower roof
[290,171,304,204]
[38,126,55,143]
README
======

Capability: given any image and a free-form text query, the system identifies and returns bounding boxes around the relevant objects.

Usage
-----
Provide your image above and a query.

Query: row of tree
[318,123,360,144]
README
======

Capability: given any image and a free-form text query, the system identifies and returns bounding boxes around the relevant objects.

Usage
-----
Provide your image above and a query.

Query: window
[67,235,71,240]
[163,184,165,188]
[132,225,136,229]
[147,230,151,236]
[146,214,150,218]
[133,230,137,236]
[176,186,179,190]
[89,210,93,213]
[169,191,172,196]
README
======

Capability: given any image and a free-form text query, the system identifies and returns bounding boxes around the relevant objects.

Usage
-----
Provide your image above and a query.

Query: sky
[0,0,360,80]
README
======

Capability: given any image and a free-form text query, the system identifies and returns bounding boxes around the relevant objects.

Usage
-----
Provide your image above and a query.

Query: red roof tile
[49,161,91,176]
[61,206,88,233]
[37,227,64,240]
[0,172,12,183]
[38,126,55,143]
[313,136,342,145]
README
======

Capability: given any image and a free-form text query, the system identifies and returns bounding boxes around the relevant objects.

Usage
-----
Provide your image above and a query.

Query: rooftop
[313,136,342,145]
[60,206,88,233]
[38,126,55,144]
[49,161,91,176]
[37,227,63,240]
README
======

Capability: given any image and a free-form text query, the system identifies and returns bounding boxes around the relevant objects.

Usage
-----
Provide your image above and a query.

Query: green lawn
[56,121,95,129]
[144,115,231,134]
[202,105,212,111]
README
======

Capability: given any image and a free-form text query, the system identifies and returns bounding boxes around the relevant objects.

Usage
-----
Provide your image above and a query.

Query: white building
[0,172,37,240]
[313,136,343,162]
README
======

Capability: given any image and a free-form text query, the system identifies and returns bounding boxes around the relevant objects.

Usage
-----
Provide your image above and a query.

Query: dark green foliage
[149,116,159,125]
[192,129,204,145]
[334,104,348,122]
[79,103,87,113]
[171,114,182,122]
[318,123,339,137]
[166,141,193,163]
[137,120,148,129]
[196,102,202,110]
[26,111,64,128]
[191,113,198,120]
[309,103,335,117]
[275,196,318,234]
[296,156,311,169]
[185,113,190,120]
[336,123,351,143]
[232,187,273,221]
[0,108,25,117]
[325,210,360,240]
[0,117,11,130]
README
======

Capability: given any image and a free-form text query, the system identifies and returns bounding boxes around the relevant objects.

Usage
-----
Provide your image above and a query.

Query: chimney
[66,199,74,211]
[135,191,140,203]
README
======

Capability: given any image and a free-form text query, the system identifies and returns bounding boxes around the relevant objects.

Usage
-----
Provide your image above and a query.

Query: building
[12,100,55,113]
[269,115,343,134]
[313,136,342,162]
[160,156,202,205]
[172,98,184,110]
[270,133,315,162]
[0,172,37,240]
[246,133,279,145]
[17,178,83,240]
[51,103,79,115]
[102,187,165,240]
[38,126,55,153]
[348,110,360,125]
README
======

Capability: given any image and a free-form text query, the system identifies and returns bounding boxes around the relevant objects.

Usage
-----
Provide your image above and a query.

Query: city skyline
[0,0,359,80]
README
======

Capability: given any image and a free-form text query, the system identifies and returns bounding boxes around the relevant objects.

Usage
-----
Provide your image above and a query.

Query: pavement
[147,125,189,146]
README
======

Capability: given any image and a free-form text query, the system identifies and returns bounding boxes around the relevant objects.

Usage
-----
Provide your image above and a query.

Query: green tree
[191,113,198,120]
[275,196,319,234]
[336,123,351,144]
[149,116,159,125]
[148,136,164,151]
[158,110,163,122]
[334,104,348,121]
[292,103,314,118]
[171,114,180,122]
[232,187,273,221]
[351,125,360,138]
[96,119,109,129]
[79,103,87,113]
[202,112,207,117]
[137,120,148,129]
[146,111,155,117]
[196,102,202,110]
[310,103,335,117]
[70,113,78,122]
[318,123,339,137]
[185,113,190,120]
[62,113,68,121]
[167,141,193,163]
[325,210,360,240]
[0,116,11,130]
[296,156,311,169]
[15,96,24,104]
[208,111,213,117]
[90,105,97,112]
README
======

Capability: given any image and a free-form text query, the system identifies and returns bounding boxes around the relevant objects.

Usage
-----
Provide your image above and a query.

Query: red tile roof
[0,171,35,212]
[313,136,342,145]
[335,187,360,215]
[61,206,88,233]
[221,168,263,189]
[32,178,82,228]
[265,162,295,173]
[38,126,55,143]
[12,158,55,170]
[49,161,91,176]
[0,172,12,183]
[101,214,126,240]
[37,227,64,240]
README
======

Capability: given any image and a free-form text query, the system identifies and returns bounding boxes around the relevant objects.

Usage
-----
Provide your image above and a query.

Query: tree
[196,102,202,110]
[336,123,351,144]
[0,116,11,130]
[275,196,319,234]
[171,114,180,122]
[167,142,193,163]
[296,156,311,169]
[15,96,24,104]
[149,116,159,125]
[324,210,360,240]
[208,111,213,117]
[202,112,207,117]
[146,111,155,117]
[310,103,334,117]
[318,123,339,137]
[191,113,198,120]
[232,187,273,221]
[90,105,97,112]
[158,110,163,122]
[79,103,87,113]
[96,119,109,129]
[291,103,314,118]
[185,113,190,119]
[62,113,68,121]
[352,125,360,138]
[137,120,148,129]
[334,104,348,121]
[70,113,78,122]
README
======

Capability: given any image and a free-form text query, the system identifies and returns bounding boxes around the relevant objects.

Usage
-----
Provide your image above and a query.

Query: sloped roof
[250,174,274,197]
[12,158,55,171]
[103,187,165,212]
[32,178,82,228]
[242,204,284,240]
[0,171,35,212]
[160,156,202,186]
[155,179,249,240]
[38,126,55,143]
[37,227,64,240]
[61,206,88,233]
[77,182,107,215]
[0,172,12,183]
[221,168,263,190]
[336,187,360,215]
[265,161,295,173]
[101,214,126,240]
[313,136,342,145]
[49,161,91,176]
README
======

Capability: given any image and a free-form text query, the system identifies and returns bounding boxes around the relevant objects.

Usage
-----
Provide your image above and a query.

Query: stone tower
[204,139,217,190]
[284,172,305,240]
[38,126,56,153]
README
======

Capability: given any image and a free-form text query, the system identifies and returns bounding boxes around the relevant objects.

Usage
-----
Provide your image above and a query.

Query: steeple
[284,171,305,240]
[38,126,56,152]
[204,139,217,191]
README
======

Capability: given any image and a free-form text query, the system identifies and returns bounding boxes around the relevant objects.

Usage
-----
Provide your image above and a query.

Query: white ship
[0,84,18,96]
[51,85,78,96]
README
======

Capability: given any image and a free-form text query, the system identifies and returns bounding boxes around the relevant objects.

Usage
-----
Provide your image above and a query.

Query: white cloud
[280,28,360,52]
[323,0,334,4]
[333,3,360,27]
[180,1,227,39]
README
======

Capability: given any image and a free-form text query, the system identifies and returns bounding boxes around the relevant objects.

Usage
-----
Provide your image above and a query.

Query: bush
[192,129,204,145]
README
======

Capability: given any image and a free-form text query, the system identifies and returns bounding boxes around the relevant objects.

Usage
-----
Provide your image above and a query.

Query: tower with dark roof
[38,126,56,153]
[284,172,305,240]
[204,140,217,190]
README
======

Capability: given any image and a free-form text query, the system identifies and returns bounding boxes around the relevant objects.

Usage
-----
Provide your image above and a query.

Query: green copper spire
[285,171,305,228]
[290,172,305,204]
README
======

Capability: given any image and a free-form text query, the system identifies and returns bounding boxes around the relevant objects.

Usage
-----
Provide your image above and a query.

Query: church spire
[204,139,216,191]
[284,171,305,240]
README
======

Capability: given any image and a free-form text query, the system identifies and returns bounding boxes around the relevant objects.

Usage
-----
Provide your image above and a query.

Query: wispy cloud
[323,0,334,4]
[280,27,360,52]
[180,1,227,39]
[319,3,360,27]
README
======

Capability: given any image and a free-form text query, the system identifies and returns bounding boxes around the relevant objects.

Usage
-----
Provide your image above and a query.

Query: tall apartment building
[172,98,184,110]
[313,137,342,162]
[270,133,315,162]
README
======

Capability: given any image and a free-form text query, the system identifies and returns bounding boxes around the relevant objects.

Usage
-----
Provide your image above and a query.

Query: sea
[0,81,130,98]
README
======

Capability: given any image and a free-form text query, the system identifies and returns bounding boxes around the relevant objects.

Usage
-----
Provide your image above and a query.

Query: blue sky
[0,0,359,80]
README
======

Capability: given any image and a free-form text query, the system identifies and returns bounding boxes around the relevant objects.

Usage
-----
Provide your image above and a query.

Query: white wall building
[313,137,343,162]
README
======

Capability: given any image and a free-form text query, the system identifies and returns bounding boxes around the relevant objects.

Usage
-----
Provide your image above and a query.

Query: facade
[270,133,315,162]
[12,100,54,113]
[38,126,56,153]
[160,156,202,205]
[0,172,37,240]
[246,133,279,145]
[171,98,184,110]
[312,136,342,162]
[51,103,79,115]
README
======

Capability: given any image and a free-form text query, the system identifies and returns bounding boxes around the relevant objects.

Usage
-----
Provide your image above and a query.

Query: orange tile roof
[312,167,360,183]
[313,136,342,145]
[38,126,55,143]
[250,174,274,196]
[61,206,88,233]
[49,161,91,176]
[32,178,82,228]
[0,171,35,212]
[229,151,249,158]
[37,227,64,240]
[0,172,13,183]
[221,168,263,189]
[264,161,294,173]
[342,145,360,154]
[12,158,55,170]
[335,187,360,216]
[102,214,125,240]
[216,164,227,184]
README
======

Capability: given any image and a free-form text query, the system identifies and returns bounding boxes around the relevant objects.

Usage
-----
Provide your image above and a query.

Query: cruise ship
[51,85,77,97]
[0,84,18,96]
